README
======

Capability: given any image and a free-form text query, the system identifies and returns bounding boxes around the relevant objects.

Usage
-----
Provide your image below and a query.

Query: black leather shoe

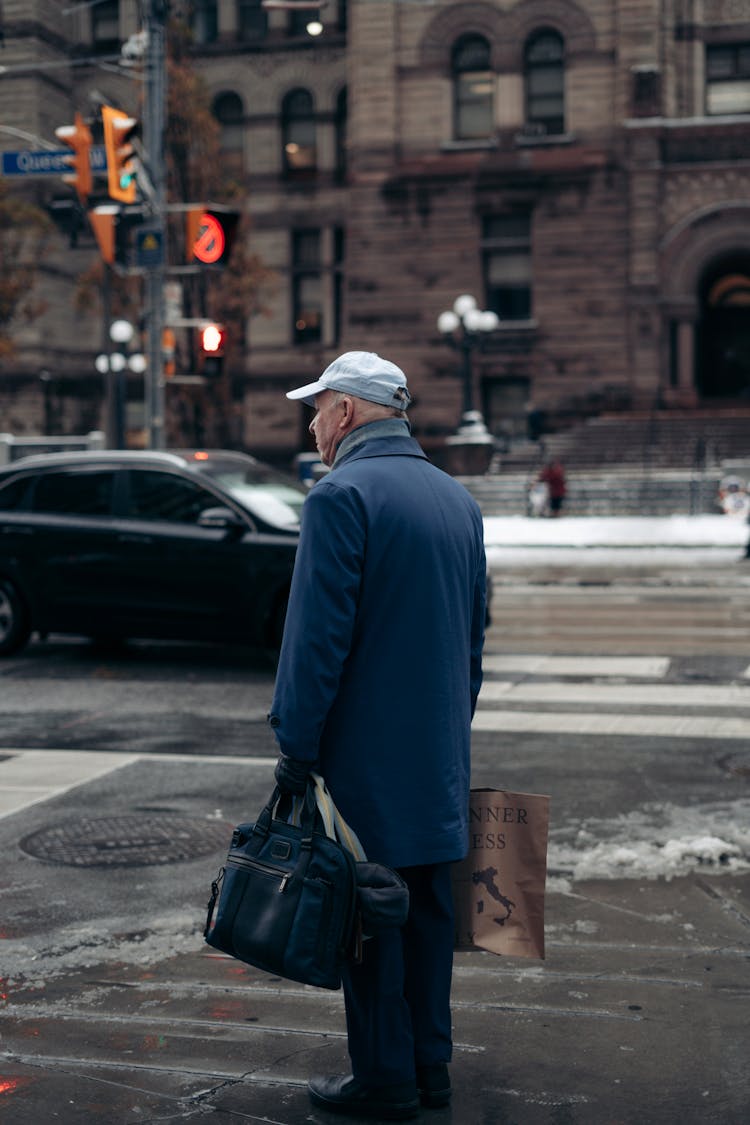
[307,1074,419,1120]
[416,1063,451,1108]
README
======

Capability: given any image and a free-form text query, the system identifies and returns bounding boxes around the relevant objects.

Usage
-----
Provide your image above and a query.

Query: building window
[706,43,750,115]
[282,89,317,175]
[193,1,218,45]
[92,0,119,46]
[288,5,321,36]
[292,230,322,344]
[237,0,267,41]
[452,35,494,141]
[335,87,347,181]
[483,213,532,321]
[525,30,565,135]
[213,92,244,153]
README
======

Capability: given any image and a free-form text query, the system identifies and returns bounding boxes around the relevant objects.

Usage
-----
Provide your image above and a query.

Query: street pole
[144,1,167,449]
[460,334,475,418]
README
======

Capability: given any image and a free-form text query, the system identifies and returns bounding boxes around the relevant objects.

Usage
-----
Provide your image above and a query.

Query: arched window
[452,35,493,141]
[213,92,244,154]
[282,89,317,175]
[525,30,565,136]
[335,87,347,181]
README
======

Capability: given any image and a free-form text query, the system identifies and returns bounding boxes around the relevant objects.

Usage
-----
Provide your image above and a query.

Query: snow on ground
[549,798,750,888]
[484,514,749,567]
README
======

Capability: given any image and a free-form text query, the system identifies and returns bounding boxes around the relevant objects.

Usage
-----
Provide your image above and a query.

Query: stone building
[1,0,749,468]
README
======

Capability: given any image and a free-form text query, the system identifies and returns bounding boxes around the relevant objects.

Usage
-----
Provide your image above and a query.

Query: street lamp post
[437,294,499,474]
[95,319,146,449]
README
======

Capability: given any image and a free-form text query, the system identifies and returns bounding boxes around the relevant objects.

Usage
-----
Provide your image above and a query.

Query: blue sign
[135,227,164,267]
[1,146,107,177]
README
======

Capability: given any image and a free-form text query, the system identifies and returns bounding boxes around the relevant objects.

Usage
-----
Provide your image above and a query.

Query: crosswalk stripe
[482,656,671,678]
[0,751,138,820]
[471,709,750,740]
[479,681,750,708]
[0,751,277,821]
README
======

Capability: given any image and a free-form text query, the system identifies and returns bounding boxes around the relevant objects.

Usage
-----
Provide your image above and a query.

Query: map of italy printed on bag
[452,789,550,960]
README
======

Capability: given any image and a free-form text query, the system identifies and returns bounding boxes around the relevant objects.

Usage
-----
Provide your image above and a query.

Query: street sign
[1,147,107,177]
[135,226,163,267]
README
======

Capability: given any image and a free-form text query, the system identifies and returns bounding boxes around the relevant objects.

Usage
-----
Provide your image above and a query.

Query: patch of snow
[550,798,750,882]
[483,515,748,549]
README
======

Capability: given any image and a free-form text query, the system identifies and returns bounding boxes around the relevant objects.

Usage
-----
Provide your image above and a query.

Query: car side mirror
[197,506,245,534]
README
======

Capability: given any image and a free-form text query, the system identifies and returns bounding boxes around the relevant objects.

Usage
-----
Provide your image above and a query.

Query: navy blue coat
[269,430,486,868]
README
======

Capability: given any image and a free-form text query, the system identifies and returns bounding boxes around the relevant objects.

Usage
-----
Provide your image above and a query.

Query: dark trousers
[341,862,455,1086]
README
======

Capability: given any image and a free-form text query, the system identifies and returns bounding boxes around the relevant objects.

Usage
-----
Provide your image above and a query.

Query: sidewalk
[2,877,746,1125]
[1,751,748,1124]
[2,873,748,1124]
[484,513,749,567]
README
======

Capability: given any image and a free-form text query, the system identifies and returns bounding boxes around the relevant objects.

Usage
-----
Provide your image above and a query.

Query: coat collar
[333,418,426,468]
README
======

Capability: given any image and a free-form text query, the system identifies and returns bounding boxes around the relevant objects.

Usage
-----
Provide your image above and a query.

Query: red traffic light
[186,207,240,268]
[200,324,225,353]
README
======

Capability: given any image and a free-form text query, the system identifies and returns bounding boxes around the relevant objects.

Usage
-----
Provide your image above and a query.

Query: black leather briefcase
[204,784,358,990]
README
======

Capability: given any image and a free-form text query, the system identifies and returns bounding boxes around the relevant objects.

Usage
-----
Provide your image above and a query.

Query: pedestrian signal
[187,207,239,268]
[199,324,226,377]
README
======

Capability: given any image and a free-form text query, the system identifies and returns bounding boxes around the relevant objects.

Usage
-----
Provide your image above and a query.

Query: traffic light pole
[144,1,167,450]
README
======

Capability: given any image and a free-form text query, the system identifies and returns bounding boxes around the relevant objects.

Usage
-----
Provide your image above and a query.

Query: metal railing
[0,431,106,465]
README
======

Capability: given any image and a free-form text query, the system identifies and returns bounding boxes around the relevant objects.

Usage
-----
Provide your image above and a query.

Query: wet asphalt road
[0,557,749,1123]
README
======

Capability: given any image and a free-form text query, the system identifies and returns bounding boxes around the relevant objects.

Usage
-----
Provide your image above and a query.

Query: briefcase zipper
[227,852,291,892]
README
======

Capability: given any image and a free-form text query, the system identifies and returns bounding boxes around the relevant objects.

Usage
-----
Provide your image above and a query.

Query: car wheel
[0,578,31,656]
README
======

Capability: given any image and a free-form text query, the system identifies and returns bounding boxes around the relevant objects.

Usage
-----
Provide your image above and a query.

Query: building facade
[1,0,749,466]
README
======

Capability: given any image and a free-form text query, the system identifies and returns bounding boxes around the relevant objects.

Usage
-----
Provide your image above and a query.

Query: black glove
[274,754,311,796]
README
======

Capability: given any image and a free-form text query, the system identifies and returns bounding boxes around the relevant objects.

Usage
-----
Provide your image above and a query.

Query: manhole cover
[19,815,232,868]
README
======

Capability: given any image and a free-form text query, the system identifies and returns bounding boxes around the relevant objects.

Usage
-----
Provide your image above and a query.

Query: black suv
[0,449,306,656]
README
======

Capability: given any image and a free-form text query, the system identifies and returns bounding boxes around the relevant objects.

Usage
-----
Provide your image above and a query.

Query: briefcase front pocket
[226,854,297,971]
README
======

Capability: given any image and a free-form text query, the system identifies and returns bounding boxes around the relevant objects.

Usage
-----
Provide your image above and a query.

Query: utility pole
[143,1,168,449]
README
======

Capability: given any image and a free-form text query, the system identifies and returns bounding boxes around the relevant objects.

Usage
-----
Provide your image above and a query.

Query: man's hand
[274,754,311,795]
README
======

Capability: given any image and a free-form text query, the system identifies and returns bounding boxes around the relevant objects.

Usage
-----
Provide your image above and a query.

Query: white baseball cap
[286,351,411,411]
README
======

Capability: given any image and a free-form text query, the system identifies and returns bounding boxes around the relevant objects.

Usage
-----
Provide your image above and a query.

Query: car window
[31,470,115,516]
[127,470,221,524]
[0,474,31,511]
[199,466,305,527]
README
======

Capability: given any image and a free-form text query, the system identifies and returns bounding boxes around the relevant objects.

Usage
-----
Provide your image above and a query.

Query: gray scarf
[332,417,411,467]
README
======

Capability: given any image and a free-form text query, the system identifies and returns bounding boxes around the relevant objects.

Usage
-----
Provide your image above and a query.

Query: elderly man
[268,351,486,1120]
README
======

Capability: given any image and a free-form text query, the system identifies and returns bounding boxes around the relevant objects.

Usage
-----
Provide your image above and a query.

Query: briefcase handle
[254,783,318,843]
[285,774,368,861]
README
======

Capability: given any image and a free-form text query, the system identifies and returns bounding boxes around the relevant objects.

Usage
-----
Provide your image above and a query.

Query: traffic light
[102,104,138,204]
[55,112,93,203]
[186,207,240,268]
[199,323,226,377]
[162,328,176,378]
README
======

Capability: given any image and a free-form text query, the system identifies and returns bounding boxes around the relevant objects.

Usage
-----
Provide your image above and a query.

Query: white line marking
[0,751,277,820]
[479,681,750,708]
[471,710,750,739]
[483,656,671,678]
[0,752,138,820]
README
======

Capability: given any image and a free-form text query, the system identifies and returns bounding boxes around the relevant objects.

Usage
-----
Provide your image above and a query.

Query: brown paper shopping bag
[453,788,550,960]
